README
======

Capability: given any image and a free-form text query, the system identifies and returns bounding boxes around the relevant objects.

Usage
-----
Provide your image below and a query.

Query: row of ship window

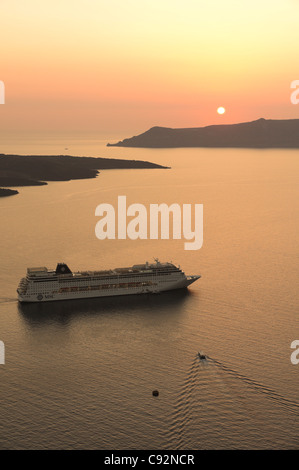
[30,271,181,283]
[30,281,157,293]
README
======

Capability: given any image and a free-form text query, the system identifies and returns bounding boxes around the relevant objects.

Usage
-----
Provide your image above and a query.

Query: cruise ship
[17,260,200,303]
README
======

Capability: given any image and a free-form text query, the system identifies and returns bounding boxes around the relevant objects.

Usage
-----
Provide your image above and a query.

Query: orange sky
[0,0,299,139]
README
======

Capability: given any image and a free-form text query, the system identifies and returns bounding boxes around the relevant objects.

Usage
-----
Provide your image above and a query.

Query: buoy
[152,390,159,397]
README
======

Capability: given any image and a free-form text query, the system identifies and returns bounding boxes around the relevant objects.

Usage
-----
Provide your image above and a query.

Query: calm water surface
[0,142,298,449]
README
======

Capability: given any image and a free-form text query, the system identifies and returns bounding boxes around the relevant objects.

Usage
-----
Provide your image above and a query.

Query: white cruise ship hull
[18,276,199,303]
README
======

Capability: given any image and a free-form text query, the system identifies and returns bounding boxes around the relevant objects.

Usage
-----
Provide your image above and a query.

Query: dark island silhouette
[0,188,19,197]
[0,154,168,197]
[107,118,299,148]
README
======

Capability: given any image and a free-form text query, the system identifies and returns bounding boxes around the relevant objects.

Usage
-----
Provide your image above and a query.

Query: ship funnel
[55,263,72,274]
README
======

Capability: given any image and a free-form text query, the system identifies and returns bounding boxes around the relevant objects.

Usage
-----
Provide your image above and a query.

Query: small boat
[198,352,207,360]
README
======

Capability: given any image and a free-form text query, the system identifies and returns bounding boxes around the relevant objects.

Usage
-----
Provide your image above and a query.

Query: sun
[217,106,226,115]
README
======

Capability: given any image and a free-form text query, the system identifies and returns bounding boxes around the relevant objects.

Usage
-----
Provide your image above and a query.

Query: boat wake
[166,353,299,449]
[209,357,299,415]
[0,297,18,305]
[167,355,207,449]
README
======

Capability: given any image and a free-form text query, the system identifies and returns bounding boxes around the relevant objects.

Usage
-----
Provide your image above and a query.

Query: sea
[0,139,298,449]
